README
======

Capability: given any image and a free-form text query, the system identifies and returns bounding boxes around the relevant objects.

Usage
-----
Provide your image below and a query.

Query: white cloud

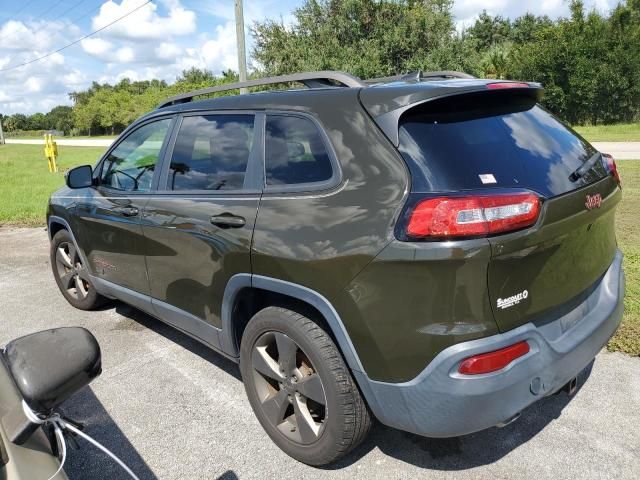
[81,38,113,56]
[0,20,82,114]
[201,21,238,72]
[92,0,196,41]
[155,42,183,60]
[116,46,135,63]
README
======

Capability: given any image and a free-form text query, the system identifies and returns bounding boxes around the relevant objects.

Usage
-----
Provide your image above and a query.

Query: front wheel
[50,229,106,310]
[240,307,372,466]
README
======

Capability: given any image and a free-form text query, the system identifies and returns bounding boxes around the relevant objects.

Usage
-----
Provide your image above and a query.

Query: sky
[0,0,619,115]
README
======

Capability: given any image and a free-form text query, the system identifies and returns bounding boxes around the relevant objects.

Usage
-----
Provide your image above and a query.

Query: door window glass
[100,119,171,192]
[169,115,255,191]
[265,115,333,186]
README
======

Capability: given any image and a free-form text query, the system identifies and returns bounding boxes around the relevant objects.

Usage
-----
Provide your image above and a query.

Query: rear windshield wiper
[569,152,602,182]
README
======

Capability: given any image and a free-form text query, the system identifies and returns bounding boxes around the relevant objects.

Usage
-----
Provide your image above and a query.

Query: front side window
[168,114,255,191]
[100,119,171,192]
[265,115,333,187]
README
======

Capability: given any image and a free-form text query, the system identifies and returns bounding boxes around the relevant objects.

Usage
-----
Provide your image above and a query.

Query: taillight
[458,341,530,375]
[406,192,540,239]
[602,153,621,186]
[487,82,530,89]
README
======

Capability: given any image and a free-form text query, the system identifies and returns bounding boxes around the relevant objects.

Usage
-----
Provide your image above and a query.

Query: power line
[0,0,153,73]
[40,0,69,19]
[68,2,103,26]
[12,0,39,17]
[0,1,93,50]
[52,0,90,24]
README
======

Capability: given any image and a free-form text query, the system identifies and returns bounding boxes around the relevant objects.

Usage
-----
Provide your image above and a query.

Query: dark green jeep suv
[47,71,625,465]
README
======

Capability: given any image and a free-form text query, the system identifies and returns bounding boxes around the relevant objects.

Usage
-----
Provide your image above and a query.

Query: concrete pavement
[1,227,639,480]
[592,142,640,159]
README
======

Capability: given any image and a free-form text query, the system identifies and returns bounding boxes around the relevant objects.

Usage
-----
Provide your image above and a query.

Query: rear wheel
[240,307,372,465]
[50,229,105,310]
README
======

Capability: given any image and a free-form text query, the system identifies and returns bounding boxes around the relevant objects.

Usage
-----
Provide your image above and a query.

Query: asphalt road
[1,227,639,480]
[5,138,640,159]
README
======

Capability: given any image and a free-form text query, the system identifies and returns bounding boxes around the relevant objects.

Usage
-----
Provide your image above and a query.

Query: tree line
[2,0,639,136]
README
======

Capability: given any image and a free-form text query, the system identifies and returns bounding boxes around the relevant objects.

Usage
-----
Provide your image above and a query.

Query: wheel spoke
[296,374,325,405]
[59,270,76,290]
[56,247,73,269]
[261,389,289,427]
[274,333,298,376]
[252,346,284,381]
[74,276,87,299]
[68,243,78,266]
[293,395,320,443]
[76,268,90,282]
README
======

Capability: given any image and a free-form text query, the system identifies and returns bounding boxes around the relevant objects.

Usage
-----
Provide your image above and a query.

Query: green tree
[509,13,553,44]
[27,112,46,130]
[252,0,481,79]
[466,10,511,50]
[506,0,640,123]
[46,106,74,134]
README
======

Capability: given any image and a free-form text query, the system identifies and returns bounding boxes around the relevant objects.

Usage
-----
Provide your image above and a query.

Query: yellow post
[44,134,59,173]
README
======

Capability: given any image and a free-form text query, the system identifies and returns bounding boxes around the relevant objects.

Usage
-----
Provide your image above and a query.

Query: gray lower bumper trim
[356,250,625,437]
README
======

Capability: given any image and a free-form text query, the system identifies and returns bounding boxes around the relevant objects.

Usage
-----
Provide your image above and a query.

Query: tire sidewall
[240,308,349,465]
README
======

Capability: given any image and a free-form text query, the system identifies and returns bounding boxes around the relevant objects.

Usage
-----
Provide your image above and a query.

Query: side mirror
[66,165,93,189]
[3,327,101,413]
[2,327,101,444]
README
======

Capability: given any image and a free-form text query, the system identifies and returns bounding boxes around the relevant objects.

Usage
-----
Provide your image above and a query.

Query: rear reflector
[406,192,540,239]
[602,153,621,186]
[458,341,530,375]
[487,82,530,89]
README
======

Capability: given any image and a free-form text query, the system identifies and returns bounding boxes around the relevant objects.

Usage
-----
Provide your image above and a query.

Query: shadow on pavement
[113,302,242,381]
[333,360,594,470]
[111,300,596,473]
[61,387,158,480]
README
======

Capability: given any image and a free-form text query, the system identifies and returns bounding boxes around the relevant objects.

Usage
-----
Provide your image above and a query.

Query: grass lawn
[573,122,640,142]
[0,144,105,225]
[5,135,117,140]
[0,143,638,356]
[608,160,640,356]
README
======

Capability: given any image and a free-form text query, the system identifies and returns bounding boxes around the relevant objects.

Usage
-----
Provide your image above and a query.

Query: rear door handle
[210,213,246,228]
[113,206,139,217]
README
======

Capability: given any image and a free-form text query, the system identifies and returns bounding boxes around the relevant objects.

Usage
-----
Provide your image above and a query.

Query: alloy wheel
[55,241,90,300]
[251,331,327,444]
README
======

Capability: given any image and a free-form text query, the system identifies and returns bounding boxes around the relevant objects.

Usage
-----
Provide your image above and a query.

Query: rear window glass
[398,96,606,197]
[265,115,333,186]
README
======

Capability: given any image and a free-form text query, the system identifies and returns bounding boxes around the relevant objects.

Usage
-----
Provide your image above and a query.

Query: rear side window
[169,114,254,191]
[265,115,333,186]
[398,94,606,198]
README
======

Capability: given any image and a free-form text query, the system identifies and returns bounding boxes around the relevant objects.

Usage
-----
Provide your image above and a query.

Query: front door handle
[113,206,139,217]
[210,213,246,228]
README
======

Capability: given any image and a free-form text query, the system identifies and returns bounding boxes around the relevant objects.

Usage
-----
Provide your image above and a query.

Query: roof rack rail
[365,70,475,84]
[158,70,366,108]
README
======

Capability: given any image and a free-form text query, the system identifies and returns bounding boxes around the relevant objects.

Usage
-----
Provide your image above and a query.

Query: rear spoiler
[359,81,543,146]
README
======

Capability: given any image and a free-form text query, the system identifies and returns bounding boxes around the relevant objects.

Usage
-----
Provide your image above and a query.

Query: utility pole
[0,117,5,145]
[234,0,248,95]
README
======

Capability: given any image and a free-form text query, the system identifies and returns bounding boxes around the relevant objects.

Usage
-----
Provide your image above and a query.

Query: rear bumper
[355,250,625,437]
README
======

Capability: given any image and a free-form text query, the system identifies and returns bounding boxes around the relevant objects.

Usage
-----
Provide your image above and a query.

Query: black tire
[240,307,372,466]
[50,229,106,310]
